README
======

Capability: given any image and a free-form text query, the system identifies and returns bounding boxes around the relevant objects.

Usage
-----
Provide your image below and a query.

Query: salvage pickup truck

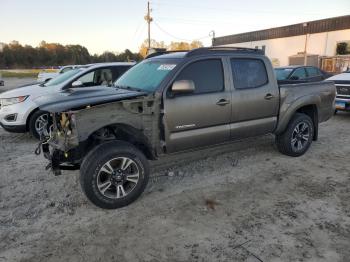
[35,47,336,209]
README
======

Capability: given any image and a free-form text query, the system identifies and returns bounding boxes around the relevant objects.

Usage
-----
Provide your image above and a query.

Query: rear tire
[80,141,149,209]
[28,110,51,140]
[276,113,314,157]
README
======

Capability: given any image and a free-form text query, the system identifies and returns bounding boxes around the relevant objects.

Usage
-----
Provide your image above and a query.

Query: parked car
[35,47,335,209]
[0,72,4,86]
[275,65,332,84]
[0,62,134,139]
[326,71,350,112]
[37,65,81,83]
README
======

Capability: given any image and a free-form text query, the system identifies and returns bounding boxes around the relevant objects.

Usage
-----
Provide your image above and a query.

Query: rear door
[229,57,279,139]
[163,58,231,152]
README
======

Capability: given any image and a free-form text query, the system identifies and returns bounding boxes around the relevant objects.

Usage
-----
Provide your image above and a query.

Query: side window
[230,59,268,89]
[306,67,320,77]
[111,66,131,81]
[77,71,95,84]
[174,59,224,94]
[290,68,307,79]
[75,68,113,87]
[100,69,113,86]
[118,66,131,76]
[60,67,72,74]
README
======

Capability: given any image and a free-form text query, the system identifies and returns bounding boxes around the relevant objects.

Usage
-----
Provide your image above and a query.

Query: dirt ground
[0,81,350,262]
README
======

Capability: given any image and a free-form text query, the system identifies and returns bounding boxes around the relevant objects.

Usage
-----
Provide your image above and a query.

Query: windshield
[275,68,293,80]
[115,60,177,92]
[44,69,82,87]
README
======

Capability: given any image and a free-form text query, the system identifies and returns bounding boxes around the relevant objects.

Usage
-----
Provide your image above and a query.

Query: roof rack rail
[145,50,189,59]
[186,47,265,57]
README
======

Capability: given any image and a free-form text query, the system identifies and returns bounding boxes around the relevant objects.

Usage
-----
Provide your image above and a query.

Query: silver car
[0,62,135,139]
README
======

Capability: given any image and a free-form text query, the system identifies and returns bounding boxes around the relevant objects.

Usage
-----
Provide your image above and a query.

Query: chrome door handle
[216,99,230,106]
[264,94,274,100]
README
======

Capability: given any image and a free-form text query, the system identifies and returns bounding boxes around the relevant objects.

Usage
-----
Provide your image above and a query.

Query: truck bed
[276,80,336,133]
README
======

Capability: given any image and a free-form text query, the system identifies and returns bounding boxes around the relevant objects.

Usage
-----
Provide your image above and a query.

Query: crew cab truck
[35,47,336,209]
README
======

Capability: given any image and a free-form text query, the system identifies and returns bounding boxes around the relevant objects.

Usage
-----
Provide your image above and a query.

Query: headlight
[0,96,29,106]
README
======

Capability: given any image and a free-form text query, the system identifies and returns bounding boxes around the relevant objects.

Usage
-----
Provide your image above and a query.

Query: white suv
[0,62,134,139]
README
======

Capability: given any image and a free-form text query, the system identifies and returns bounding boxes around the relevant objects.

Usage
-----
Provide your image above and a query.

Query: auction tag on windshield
[157,64,176,71]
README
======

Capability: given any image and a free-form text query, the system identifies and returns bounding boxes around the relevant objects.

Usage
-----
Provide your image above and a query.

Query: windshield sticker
[157,64,176,71]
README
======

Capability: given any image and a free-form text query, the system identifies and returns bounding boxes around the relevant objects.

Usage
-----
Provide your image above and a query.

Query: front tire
[80,141,150,209]
[276,113,314,157]
[28,110,51,140]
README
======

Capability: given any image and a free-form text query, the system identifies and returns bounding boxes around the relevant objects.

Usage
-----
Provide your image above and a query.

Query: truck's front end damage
[39,95,161,176]
[41,111,82,175]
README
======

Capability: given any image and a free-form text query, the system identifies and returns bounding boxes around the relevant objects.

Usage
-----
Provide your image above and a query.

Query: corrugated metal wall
[213,15,350,46]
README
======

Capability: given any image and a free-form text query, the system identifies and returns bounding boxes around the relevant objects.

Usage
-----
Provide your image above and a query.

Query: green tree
[0,41,143,69]
[336,42,349,55]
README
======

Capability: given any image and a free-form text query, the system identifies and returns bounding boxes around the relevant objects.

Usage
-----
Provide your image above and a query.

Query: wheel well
[296,105,318,141]
[25,108,39,131]
[88,124,156,160]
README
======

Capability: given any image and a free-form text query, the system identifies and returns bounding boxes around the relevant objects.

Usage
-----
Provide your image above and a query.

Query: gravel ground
[0,113,349,262]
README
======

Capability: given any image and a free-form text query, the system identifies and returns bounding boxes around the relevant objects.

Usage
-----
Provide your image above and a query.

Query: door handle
[216,99,230,106]
[264,93,274,100]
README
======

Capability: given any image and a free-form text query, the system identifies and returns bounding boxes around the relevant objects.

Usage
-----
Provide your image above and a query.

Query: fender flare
[275,95,320,135]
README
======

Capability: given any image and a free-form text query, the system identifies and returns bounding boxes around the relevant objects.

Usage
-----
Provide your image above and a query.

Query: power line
[151,1,330,16]
[153,21,210,42]
[132,19,145,42]
[135,23,146,45]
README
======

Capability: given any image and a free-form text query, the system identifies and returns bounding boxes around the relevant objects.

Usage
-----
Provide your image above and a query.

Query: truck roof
[146,47,265,59]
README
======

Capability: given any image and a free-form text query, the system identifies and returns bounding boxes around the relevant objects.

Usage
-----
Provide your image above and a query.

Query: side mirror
[71,80,83,87]
[290,75,299,80]
[171,80,195,94]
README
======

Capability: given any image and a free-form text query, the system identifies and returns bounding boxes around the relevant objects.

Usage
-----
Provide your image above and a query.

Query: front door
[163,58,231,153]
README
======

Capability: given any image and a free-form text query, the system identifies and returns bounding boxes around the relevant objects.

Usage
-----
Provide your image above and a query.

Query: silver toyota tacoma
[34,47,336,209]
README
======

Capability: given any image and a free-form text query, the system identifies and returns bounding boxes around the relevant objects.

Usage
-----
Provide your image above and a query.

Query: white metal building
[213,15,350,70]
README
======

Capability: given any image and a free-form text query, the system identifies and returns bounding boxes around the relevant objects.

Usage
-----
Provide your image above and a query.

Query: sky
[0,0,349,54]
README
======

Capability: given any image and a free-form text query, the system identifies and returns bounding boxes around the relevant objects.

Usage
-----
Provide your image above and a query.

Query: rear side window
[118,66,131,75]
[291,68,307,79]
[306,67,320,77]
[112,66,131,81]
[231,59,268,89]
[175,59,224,94]
[60,67,72,74]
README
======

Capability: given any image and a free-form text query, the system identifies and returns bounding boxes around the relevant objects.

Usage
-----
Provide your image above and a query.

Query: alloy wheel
[34,113,49,136]
[291,121,310,152]
[97,157,140,199]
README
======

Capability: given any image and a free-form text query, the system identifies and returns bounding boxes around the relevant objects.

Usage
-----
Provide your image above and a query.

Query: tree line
[0,41,143,69]
[0,39,203,69]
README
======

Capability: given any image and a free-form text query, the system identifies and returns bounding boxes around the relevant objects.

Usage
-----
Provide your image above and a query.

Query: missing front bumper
[42,144,80,176]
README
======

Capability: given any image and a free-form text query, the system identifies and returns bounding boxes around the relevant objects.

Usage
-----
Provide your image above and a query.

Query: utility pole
[303,23,308,66]
[144,1,153,50]
[209,30,215,46]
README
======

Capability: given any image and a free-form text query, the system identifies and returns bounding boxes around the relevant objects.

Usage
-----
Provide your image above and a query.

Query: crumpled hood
[33,87,148,112]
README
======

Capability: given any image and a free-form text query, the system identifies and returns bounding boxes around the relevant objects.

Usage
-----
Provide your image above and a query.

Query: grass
[0,69,57,78]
